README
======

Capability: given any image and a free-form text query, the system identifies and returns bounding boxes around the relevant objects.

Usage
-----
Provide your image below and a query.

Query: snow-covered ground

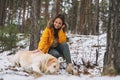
[0,33,120,80]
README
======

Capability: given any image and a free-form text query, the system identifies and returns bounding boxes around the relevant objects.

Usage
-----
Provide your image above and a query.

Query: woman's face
[54,18,63,29]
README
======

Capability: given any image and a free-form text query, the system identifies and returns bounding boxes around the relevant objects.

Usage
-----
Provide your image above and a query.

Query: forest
[0,0,120,76]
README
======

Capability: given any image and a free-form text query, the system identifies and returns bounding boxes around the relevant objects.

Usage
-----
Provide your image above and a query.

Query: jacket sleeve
[58,29,67,43]
[37,27,50,53]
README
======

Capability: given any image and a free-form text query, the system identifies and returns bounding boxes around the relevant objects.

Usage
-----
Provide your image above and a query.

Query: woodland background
[0,0,120,76]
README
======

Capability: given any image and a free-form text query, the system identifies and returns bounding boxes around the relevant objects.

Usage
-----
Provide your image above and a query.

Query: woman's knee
[48,49,60,58]
[60,42,68,48]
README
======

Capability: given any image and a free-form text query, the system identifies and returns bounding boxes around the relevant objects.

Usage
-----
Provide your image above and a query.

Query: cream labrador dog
[9,50,60,77]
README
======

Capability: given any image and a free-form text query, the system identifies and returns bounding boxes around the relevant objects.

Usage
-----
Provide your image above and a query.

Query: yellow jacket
[37,27,66,53]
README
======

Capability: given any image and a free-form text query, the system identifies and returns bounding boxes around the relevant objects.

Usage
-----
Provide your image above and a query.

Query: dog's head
[44,57,59,74]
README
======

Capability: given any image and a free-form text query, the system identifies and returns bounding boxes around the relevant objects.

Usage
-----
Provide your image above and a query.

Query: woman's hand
[32,49,42,53]
[61,25,65,29]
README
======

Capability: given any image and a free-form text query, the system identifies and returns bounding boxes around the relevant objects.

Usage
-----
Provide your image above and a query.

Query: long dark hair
[47,14,67,32]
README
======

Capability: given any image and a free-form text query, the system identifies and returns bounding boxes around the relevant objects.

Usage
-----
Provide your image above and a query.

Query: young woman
[34,14,71,64]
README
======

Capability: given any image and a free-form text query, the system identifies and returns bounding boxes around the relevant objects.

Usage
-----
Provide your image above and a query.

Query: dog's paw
[33,72,43,78]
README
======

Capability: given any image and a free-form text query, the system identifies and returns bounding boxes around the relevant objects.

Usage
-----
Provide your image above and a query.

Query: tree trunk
[0,0,6,27]
[103,0,120,75]
[45,0,49,23]
[22,0,26,33]
[69,0,77,33]
[79,0,91,35]
[29,0,41,50]
[94,0,99,35]
[52,0,62,17]
[76,0,81,34]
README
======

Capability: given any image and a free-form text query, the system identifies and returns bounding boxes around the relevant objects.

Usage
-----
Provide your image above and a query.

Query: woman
[34,14,71,64]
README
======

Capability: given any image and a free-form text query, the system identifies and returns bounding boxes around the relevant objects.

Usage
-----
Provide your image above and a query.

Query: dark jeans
[48,42,71,64]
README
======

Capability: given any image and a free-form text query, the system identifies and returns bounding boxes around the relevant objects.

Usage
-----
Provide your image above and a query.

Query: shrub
[0,24,18,52]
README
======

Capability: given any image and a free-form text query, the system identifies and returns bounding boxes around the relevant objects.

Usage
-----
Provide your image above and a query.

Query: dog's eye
[54,65,56,68]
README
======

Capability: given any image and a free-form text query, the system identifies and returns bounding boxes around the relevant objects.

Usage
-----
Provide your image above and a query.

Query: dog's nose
[47,70,51,73]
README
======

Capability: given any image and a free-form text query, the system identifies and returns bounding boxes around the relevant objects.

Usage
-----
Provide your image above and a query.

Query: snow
[0,33,120,80]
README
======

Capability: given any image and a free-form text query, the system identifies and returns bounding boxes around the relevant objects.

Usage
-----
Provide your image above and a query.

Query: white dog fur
[8,50,60,77]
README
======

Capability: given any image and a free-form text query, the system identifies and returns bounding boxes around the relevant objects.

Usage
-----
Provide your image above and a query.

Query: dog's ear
[47,58,56,67]
[43,58,56,73]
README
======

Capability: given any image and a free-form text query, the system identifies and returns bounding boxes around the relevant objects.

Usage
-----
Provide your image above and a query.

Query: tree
[44,0,49,22]
[99,0,109,33]
[75,0,81,34]
[51,0,63,17]
[29,0,41,50]
[68,0,78,33]
[103,0,120,75]
[92,0,99,35]
[79,0,92,34]
[0,0,7,27]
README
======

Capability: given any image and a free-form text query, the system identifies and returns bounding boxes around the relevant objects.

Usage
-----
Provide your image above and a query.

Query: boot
[66,63,79,75]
